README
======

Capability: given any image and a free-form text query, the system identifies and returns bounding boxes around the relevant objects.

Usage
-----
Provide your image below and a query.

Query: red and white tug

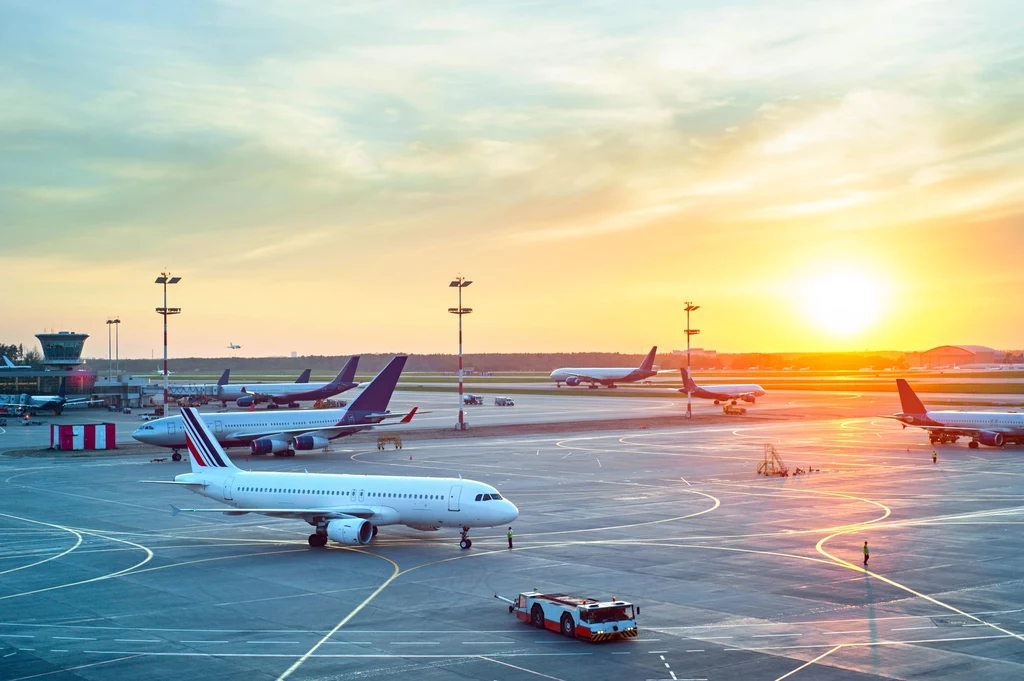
[496,591,639,642]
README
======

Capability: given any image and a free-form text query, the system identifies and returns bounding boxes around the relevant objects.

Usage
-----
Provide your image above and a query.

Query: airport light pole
[448,277,473,430]
[106,318,120,380]
[685,302,700,419]
[155,273,182,412]
[106,318,114,380]
[114,318,120,379]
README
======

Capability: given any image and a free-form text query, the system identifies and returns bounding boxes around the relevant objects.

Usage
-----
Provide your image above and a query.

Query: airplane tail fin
[327,356,360,387]
[896,379,928,415]
[180,407,239,473]
[346,356,408,414]
[400,406,418,423]
[216,369,230,386]
[295,369,311,384]
[57,377,67,399]
[639,346,658,372]
[2,356,14,368]
[679,367,699,391]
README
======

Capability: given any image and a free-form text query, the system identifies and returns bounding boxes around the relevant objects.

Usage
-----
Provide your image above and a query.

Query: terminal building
[0,332,97,397]
[918,345,1001,368]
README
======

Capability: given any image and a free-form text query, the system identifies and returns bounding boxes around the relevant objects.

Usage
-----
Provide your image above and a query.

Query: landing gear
[288,402,300,409]
[171,450,182,462]
[969,440,980,449]
[731,400,738,406]
[267,403,279,410]
[459,526,473,550]
[713,400,720,405]
[308,532,327,547]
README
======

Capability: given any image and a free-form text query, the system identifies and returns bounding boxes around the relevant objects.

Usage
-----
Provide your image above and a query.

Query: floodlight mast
[685,302,700,419]
[448,277,473,430]
[155,273,182,413]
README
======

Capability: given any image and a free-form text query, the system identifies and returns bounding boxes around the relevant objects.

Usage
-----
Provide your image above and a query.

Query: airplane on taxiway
[133,355,413,458]
[218,356,359,408]
[141,406,518,549]
[550,346,658,388]
[678,368,766,405]
[892,378,1024,448]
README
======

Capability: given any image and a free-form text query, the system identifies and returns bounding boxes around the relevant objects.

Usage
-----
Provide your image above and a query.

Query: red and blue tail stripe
[180,407,235,470]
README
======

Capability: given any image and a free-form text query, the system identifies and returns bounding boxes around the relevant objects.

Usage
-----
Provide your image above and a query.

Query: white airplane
[0,377,98,415]
[133,355,413,459]
[227,343,241,350]
[892,378,1024,448]
[678,368,766,404]
[550,346,658,388]
[142,407,518,549]
[219,356,360,408]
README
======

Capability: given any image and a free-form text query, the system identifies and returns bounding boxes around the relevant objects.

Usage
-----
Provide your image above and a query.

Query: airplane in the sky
[141,406,517,549]
[0,377,98,415]
[227,343,241,350]
[2,356,32,370]
[550,346,659,388]
[133,356,413,458]
[678,368,766,404]
[892,378,1024,448]
[218,356,360,408]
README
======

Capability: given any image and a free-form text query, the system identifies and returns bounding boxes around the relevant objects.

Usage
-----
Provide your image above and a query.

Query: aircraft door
[359,489,364,502]
[448,485,462,512]
[214,420,223,434]
[223,477,234,501]
[167,423,176,436]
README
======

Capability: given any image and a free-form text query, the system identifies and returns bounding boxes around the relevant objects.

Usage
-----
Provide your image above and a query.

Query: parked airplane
[550,346,659,388]
[678,368,766,404]
[2,356,32,370]
[228,343,242,350]
[142,406,517,549]
[218,356,360,408]
[133,356,413,459]
[892,378,1024,448]
[1,377,97,415]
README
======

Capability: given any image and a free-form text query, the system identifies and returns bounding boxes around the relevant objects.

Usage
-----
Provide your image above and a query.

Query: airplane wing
[230,408,419,441]
[561,372,601,382]
[170,504,376,521]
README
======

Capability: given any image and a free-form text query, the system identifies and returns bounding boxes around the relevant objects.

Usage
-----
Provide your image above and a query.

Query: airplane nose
[503,500,519,523]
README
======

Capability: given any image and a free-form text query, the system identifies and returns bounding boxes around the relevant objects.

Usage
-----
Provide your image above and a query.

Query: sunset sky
[2,1,1022,358]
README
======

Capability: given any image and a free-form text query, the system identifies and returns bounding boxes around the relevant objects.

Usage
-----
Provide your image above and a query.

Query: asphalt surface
[2,398,1024,680]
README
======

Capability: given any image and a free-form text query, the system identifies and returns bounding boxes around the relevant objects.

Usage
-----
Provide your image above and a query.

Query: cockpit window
[475,494,482,501]
[482,493,492,501]
[491,492,502,499]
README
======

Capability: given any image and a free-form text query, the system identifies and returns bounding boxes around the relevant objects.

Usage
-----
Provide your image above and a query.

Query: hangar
[920,345,999,368]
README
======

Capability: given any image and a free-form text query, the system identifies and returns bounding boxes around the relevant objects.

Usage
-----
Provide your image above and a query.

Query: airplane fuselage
[680,383,766,402]
[176,470,518,530]
[549,368,656,387]
[896,409,1024,446]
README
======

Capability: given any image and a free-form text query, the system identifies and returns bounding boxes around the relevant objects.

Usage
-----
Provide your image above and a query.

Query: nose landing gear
[459,526,473,550]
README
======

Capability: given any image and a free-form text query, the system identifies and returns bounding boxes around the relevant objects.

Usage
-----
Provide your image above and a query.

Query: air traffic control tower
[36,331,89,369]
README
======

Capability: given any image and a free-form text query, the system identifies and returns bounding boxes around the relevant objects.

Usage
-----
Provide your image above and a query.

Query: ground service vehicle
[494,397,515,406]
[462,394,483,405]
[496,592,638,642]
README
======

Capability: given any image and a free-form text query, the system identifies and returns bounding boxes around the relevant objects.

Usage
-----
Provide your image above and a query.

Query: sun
[803,268,885,336]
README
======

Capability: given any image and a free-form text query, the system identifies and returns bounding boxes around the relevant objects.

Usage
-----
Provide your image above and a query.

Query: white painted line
[3,652,15,657]
[20,648,35,651]
[665,662,671,668]
[659,655,665,660]
[180,640,230,644]
[114,639,161,643]
[0,635,34,638]
[686,649,704,652]
[248,641,300,644]
[390,642,440,645]
[50,649,69,652]
[702,636,733,639]
[680,477,691,486]
[649,650,668,653]
[596,458,602,468]
[752,634,801,638]
[611,651,631,655]
[324,641,372,645]
[53,636,96,641]
[463,641,511,645]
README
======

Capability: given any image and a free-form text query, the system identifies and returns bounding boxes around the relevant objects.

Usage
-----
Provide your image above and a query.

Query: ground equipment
[376,435,403,450]
[757,444,789,477]
[496,592,639,642]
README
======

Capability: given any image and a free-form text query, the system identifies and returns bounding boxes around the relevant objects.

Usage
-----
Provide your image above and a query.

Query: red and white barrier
[50,423,117,450]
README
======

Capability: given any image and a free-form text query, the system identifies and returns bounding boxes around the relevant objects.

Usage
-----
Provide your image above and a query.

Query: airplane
[892,378,1024,448]
[228,343,242,350]
[677,368,766,404]
[218,356,360,408]
[141,406,518,549]
[156,367,175,376]
[0,377,98,415]
[550,346,659,388]
[2,356,32,370]
[133,355,414,459]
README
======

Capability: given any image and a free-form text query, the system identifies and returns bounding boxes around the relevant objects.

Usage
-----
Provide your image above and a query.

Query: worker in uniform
[863,540,869,566]
[507,526,514,549]
[932,450,937,464]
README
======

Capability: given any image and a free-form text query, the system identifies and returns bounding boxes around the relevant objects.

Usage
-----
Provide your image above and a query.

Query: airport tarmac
[2,410,1024,680]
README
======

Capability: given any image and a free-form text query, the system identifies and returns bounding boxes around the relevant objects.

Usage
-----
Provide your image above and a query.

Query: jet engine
[565,376,581,386]
[250,437,291,455]
[326,518,373,545]
[236,395,255,408]
[294,435,330,451]
[741,395,756,403]
[978,431,1005,447]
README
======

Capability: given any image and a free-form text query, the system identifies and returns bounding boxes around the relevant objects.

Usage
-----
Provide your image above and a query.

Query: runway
[2,410,1024,680]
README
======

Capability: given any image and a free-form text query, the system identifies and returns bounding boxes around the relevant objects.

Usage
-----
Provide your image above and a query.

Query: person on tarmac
[863,541,870,566]
[933,450,938,464]
[507,526,514,549]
